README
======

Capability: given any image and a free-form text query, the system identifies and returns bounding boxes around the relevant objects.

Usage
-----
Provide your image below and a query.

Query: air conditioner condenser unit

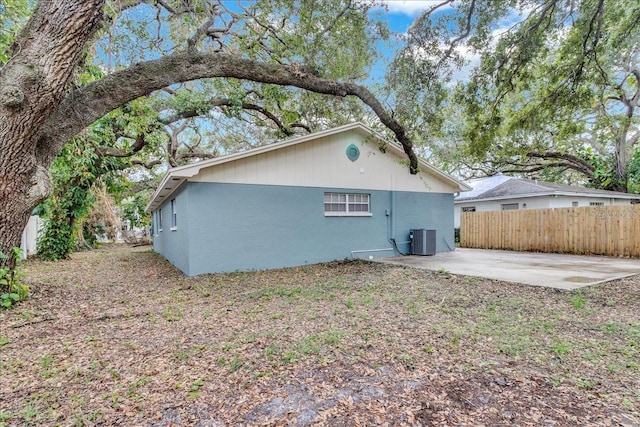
[410,229,436,256]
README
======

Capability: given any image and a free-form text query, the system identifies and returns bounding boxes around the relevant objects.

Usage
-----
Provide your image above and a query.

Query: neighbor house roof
[455,174,639,203]
[146,122,471,212]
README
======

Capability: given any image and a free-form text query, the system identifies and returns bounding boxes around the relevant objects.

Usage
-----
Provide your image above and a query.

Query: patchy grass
[0,244,638,425]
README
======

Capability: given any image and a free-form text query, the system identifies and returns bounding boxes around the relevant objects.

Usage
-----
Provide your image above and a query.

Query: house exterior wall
[152,184,191,273]
[156,182,453,276]
[191,131,456,194]
[454,195,632,227]
[546,196,631,208]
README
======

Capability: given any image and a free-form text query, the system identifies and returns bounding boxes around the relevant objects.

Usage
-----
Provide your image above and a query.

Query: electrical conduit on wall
[388,173,409,256]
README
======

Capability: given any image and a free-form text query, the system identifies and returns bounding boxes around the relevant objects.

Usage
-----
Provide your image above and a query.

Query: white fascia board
[383,143,471,191]
[417,159,471,192]
[354,125,471,192]
[145,175,187,212]
[550,191,639,199]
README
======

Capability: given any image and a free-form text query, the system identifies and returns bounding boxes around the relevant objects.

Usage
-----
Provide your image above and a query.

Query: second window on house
[170,199,177,230]
[324,192,371,216]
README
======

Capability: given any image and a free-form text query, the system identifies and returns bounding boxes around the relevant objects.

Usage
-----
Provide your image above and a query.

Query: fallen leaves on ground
[0,244,638,426]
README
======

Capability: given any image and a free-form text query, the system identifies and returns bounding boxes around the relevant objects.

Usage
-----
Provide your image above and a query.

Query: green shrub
[0,249,29,309]
[36,216,76,261]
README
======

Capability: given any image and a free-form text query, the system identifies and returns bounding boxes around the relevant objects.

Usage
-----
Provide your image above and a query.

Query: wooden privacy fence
[460,205,640,257]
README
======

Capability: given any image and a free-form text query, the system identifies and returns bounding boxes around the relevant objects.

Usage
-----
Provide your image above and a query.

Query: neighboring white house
[20,216,43,259]
[454,174,639,227]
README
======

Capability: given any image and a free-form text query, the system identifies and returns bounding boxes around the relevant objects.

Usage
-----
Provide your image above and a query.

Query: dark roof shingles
[456,177,637,201]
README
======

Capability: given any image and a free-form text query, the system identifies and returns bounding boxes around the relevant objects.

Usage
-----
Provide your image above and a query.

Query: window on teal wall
[170,199,177,230]
[324,192,371,216]
[158,208,163,231]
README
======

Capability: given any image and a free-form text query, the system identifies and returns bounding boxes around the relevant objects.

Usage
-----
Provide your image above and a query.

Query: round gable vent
[346,144,360,162]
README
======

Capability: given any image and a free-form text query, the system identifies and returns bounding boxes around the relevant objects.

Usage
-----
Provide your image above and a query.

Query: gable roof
[455,174,639,203]
[146,122,470,212]
[454,173,512,200]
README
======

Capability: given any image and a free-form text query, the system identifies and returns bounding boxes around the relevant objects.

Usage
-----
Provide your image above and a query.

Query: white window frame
[324,192,372,217]
[501,203,519,211]
[152,212,157,236]
[461,206,476,213]
[589,202,604,207]
[170,199,177,231]
[158,208,163,232]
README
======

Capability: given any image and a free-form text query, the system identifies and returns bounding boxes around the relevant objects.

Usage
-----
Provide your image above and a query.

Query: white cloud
[491,6,534,38]
[450,45,481,83]
[403,42,480,83]
[450,7,533,82]
[382,3,536,82]
[382,1,453,16]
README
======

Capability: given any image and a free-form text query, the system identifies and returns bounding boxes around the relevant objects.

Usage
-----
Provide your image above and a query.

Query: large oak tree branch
[161,98,301,136]
[175,152,216,161]
[97,96,303,169]
[96,132,146,158]
[526,151,596,175]
[39,51,419,172]
[500,162,574,175]
[492,151,599,182]
[131,159,163,169]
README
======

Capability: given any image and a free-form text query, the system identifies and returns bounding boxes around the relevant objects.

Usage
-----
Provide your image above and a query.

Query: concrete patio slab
[379,249,640,290]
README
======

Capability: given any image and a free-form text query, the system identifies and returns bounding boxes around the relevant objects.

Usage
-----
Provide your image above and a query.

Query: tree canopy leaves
[385,0,639,192]
[460,0,640,191]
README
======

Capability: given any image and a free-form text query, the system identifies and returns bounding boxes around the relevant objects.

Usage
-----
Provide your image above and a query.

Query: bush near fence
[460,205,640,257]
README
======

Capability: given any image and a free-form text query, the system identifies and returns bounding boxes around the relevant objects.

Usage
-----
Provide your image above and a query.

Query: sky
[368,1,477,83]
[384,0,452,13]
[373,1,531,83]
[97,0,489,81]
[380,0,431,31]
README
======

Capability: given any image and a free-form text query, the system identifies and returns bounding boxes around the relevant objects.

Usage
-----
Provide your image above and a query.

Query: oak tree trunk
[0,0,105,268]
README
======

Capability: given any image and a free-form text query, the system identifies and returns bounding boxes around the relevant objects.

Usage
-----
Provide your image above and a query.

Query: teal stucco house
[146,123,470,275]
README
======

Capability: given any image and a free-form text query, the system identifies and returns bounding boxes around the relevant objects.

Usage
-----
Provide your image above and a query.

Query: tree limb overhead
[39,51,419,173]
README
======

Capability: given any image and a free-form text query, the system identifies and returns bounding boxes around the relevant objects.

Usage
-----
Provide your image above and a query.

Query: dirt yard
[1,244,639,426]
